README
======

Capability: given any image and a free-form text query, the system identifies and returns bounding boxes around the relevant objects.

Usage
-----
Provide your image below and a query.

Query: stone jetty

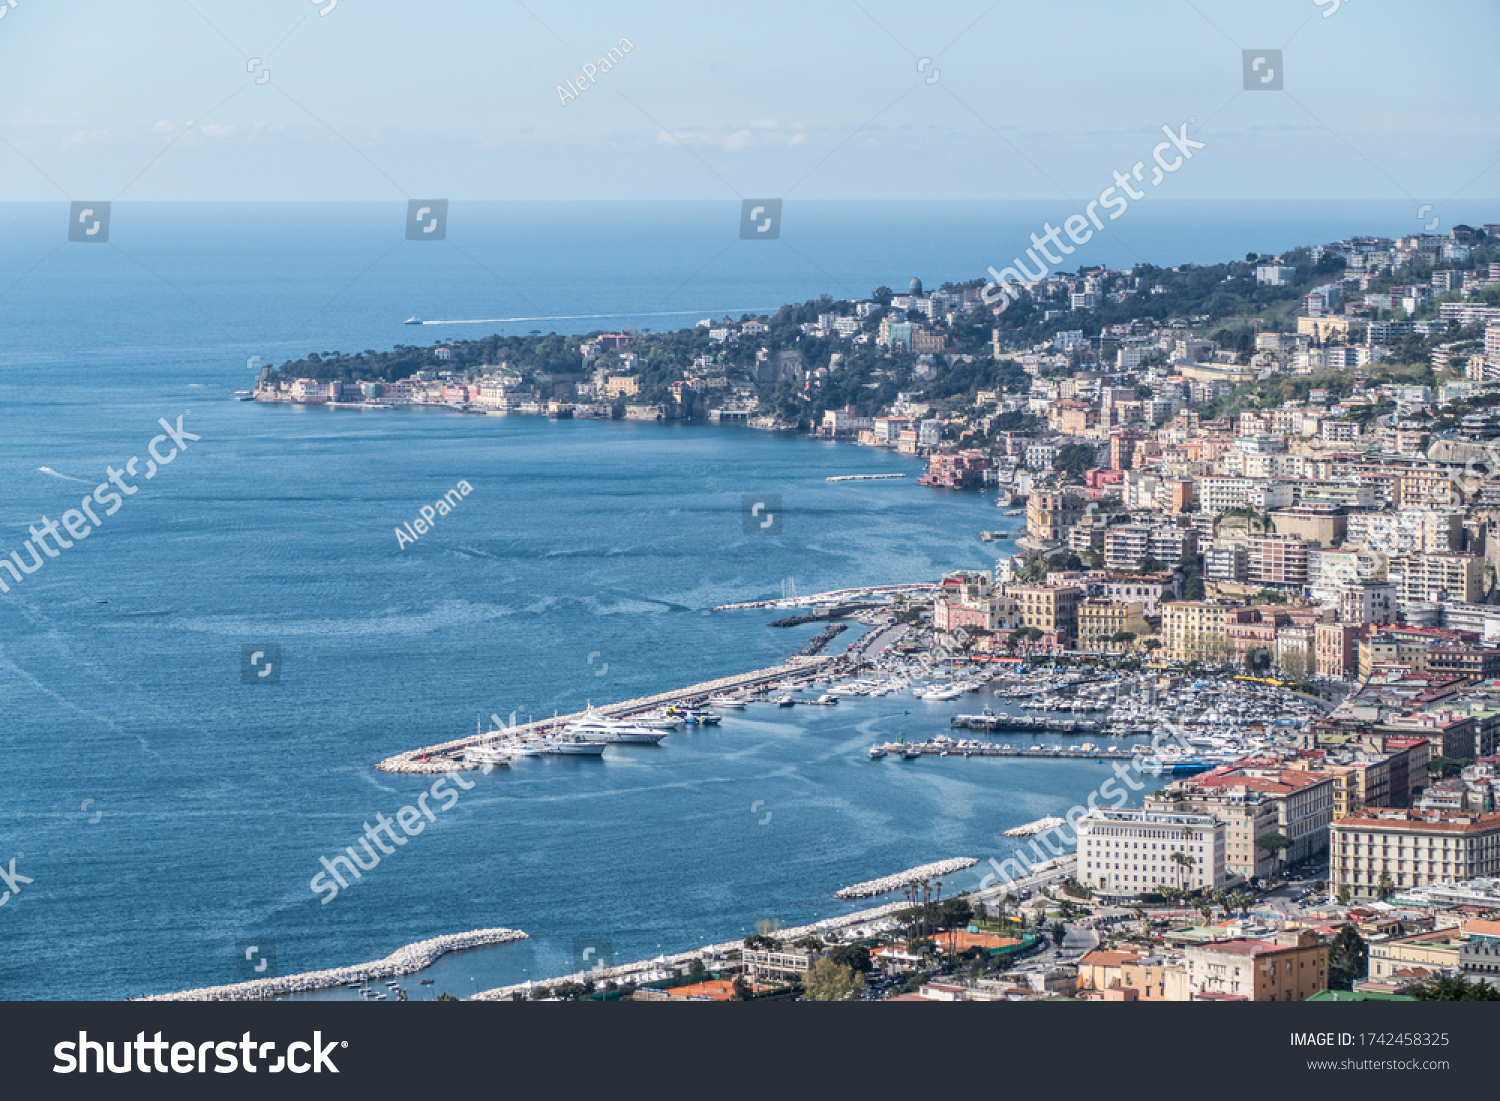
[471,898,914,1001]
[834,858,979,899]
[141,927,528,1001]
[377,658,837,774]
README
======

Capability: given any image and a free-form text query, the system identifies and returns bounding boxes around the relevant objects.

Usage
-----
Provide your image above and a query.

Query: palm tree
[1171,850,1195,892]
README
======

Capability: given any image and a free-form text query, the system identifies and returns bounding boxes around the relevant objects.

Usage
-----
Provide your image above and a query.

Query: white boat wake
[39,467,89,482]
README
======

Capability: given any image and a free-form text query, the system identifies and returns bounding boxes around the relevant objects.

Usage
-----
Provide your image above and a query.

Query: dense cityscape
[233,220,1500,1003]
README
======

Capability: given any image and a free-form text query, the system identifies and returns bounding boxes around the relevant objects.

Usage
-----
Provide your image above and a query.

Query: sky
[0,0,1497,205]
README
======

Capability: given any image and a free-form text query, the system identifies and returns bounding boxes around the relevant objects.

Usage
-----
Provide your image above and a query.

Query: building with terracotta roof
[1184,932,1327,1001]
[1330,809,1500,899]
[1147,766,1334,880]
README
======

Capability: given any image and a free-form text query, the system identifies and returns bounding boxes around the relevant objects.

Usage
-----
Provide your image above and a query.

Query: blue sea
[0,199,1481,1000]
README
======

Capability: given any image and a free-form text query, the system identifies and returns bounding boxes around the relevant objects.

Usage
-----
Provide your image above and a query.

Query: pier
[825,473,907,482]
[950,714,1103,733]
[834,858,978,899]
[713,581,935,612]
[883,740,1139,761]
[377,657,839,774]
[142,927,528,1002]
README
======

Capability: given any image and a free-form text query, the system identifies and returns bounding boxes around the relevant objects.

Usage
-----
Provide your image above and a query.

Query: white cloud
[750,118,778,130]
[724,129,752,150]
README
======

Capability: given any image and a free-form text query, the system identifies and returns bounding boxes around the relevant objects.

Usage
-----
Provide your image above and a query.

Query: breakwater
[470,897,916,1001]
[142,927,529,1001]
[794,624,848,656]
[377,658,837,774]
[834,858,979,899]
[767,603,866,627]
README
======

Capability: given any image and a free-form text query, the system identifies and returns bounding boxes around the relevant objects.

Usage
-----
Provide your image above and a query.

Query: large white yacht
[564,710,667,744]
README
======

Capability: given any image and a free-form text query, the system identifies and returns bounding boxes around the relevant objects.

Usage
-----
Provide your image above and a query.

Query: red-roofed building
[1184,932,1327,1001]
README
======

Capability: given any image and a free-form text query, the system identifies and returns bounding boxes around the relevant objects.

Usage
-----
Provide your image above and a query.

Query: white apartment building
[1345,509,1464,556]
[1331,810,1500,900]
[1077,808,1226,899]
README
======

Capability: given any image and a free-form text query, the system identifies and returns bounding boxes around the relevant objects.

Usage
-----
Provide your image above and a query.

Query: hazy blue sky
[1,0,1497,205]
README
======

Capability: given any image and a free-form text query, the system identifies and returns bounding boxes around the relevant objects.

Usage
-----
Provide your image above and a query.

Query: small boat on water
[233,390,254,400]
[869,745,888,759]
[539,733,606,756]
[707,695,745,709]
[775,696,796,707]
[403,316,422,325]
[900,744,921,760]
[463,745,512,767]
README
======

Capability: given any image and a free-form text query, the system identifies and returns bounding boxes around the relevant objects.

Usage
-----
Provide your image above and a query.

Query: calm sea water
[0,199,1440,999]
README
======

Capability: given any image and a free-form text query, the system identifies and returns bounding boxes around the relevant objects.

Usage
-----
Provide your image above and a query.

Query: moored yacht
[565,710,667,744]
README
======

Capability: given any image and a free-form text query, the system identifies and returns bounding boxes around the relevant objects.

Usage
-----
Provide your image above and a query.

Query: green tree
[1254,832,1292,879]
[731,976,753,1000]
[829,943,873,973]
[1327,926,1368,991]
[435,992,459,1001]
[1054,443,1096,484]
[1050,921,1066,948]
[802,957,867,1001]
[1407,974,1500,1001]
[1428,756,1473,779]
[1375,872,1395,901]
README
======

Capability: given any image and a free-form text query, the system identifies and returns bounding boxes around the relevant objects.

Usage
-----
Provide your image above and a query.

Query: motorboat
[539,733,606,756]
[403,316,422,325]
[565,710,667,744]
[636,711,685,730]
[775,696,796,707]
[707,695,746,709]
[463,745,512,767]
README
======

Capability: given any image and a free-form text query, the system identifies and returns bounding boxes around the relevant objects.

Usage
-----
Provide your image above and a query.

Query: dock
[950,714,1104,733]
[376,657,839,774]
[714,582,935,612]
[882,741,1139,761]
[825,473,907,482]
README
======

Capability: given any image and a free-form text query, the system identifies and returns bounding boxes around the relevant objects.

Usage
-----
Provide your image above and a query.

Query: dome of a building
[909,277,923,294]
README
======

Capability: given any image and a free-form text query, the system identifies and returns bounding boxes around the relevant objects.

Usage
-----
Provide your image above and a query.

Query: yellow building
[604,375,640,397]
[1077,600,1147,652]
[1161,601,1229,663]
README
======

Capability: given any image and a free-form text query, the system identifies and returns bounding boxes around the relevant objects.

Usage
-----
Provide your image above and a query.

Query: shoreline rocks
[834,858,980,899]
[141,927,528,1002]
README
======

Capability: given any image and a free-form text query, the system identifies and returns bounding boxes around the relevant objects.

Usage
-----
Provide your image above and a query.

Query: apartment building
[1102,525,1198,571]
[1076,808,1225,899]
[1004,585,1082,644]
[1314,622,1359,678]
[1077,600,1145,651]
[1248,535,1310,589]
[1398,552,1484,604]
[1184,933,1328,1002]
[1345,510,1465,556]
[1162,601,1230,663]
[1330,809,1500,899]
[1149,768,1335,880]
